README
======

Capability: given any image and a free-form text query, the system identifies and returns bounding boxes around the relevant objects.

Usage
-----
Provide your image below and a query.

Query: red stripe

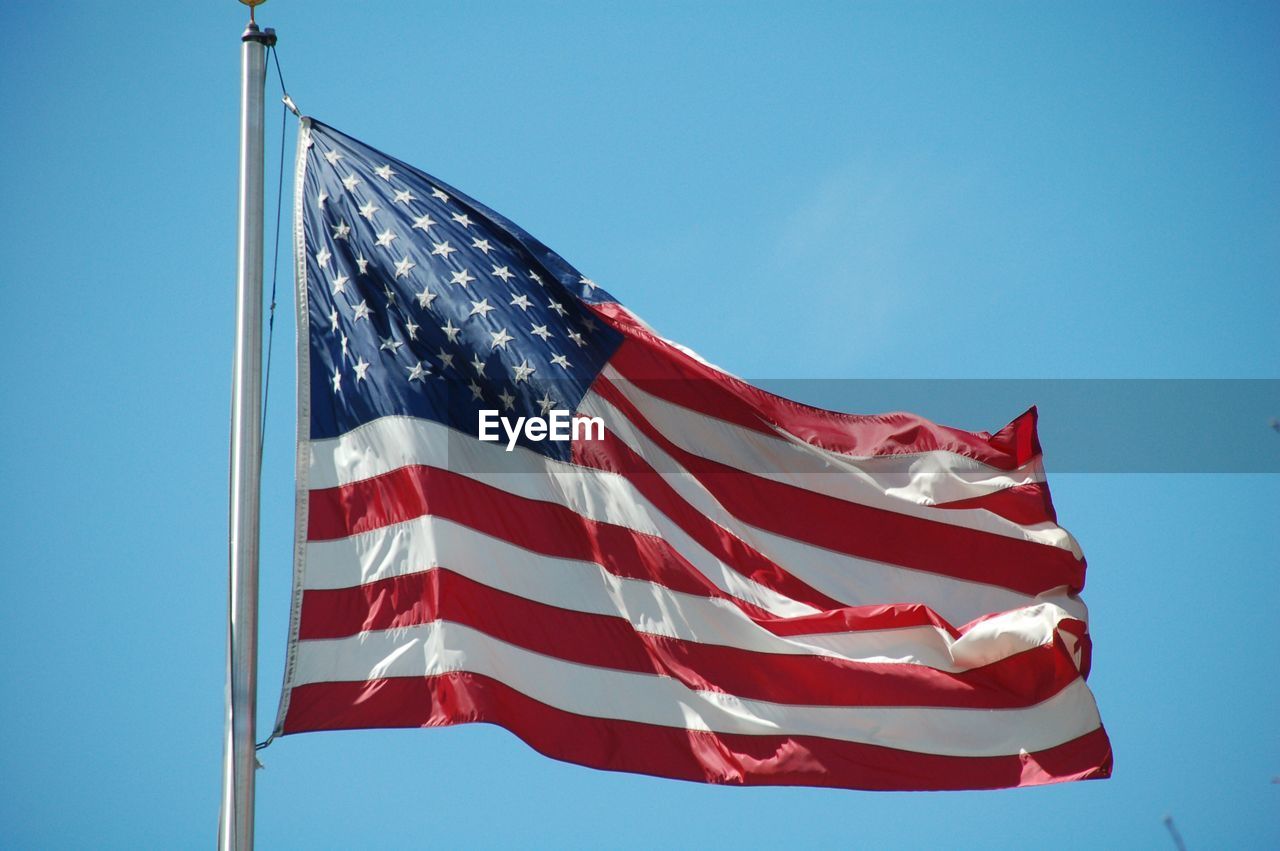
[306,456,845,615]
[306,463,780,614]
[297,567,1084,709]
[595,304,1042,471]
[281,672,1113,790]
[305,463,1029,638]
[583,377,1085,596]
[935,481,1059,525]
[566,440,849,613]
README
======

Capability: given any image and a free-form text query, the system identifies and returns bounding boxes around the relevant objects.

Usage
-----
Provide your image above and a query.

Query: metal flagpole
[222,2,274,848]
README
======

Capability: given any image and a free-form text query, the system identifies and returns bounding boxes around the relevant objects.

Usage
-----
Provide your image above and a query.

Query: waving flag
[272,118,1111,790]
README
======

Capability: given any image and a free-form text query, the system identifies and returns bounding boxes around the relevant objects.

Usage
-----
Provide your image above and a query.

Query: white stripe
[290,620,1102,757]
[307,415,815,618]
[308,416,1085,625]
[598,367,1080,556]
[303,515,1079,671]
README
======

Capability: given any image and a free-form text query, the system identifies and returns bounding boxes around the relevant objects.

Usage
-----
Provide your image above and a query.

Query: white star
[431,187,450,203]
[492,265,514,282]
[451,269,476,287]
[548,300,568,317]
[380,335,403,353]
[407,361,428,382]
[405,320,420,340]
[342,174,362,191]
[512,359,536,383]
[498,388,516,411]
[431,240,456,258]
[566,330,587,347]
[328,308,339,331]
[440,319,462,343]
[530,323,552,342]
[509,294,532,311]
[528,270,543,285]
[340,333,350,360]
[468,298,495,318]
[355,254,370,275]
[394,189,417,204]
[315,246,331,268]
[416,287,438,309]
[332,367,342,392]
[550,353,571,370]
[353,300,372,321]
[374,164,397,181]
[468,380,484,401]
[579,276,598,291]
[376,229,397,249]
[582,317,598,331]
[471,238,493,254]
[331,221,351,240]
[323,150,342,165]
[469,354,487,375]
[451,213,474,228]
[383,283,398,304]
[354,357,371,382]
[489,328,514,350]
[331,273,349,295]
[437,348,455,369]
[359,200,379,220]
[316,192,328,209]
[536,393,557,415]
[413,213,437,231]
[394,256,415,278]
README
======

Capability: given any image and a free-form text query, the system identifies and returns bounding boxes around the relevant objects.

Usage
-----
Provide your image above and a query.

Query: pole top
[242,20,277,46]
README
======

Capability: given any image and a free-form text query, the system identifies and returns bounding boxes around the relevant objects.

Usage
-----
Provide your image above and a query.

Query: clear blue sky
[1,2,1277,847]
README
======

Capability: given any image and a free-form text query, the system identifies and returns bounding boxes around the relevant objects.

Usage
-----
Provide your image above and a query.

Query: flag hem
[270,115,315,739]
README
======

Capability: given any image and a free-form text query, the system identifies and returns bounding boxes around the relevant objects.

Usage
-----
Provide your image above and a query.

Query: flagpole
[222,6,274,849]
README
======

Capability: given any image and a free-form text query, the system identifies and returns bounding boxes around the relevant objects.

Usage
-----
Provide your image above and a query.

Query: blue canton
[302,120,623,459]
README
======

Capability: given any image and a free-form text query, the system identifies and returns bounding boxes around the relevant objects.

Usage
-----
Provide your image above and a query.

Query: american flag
[272,118,1112,790]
